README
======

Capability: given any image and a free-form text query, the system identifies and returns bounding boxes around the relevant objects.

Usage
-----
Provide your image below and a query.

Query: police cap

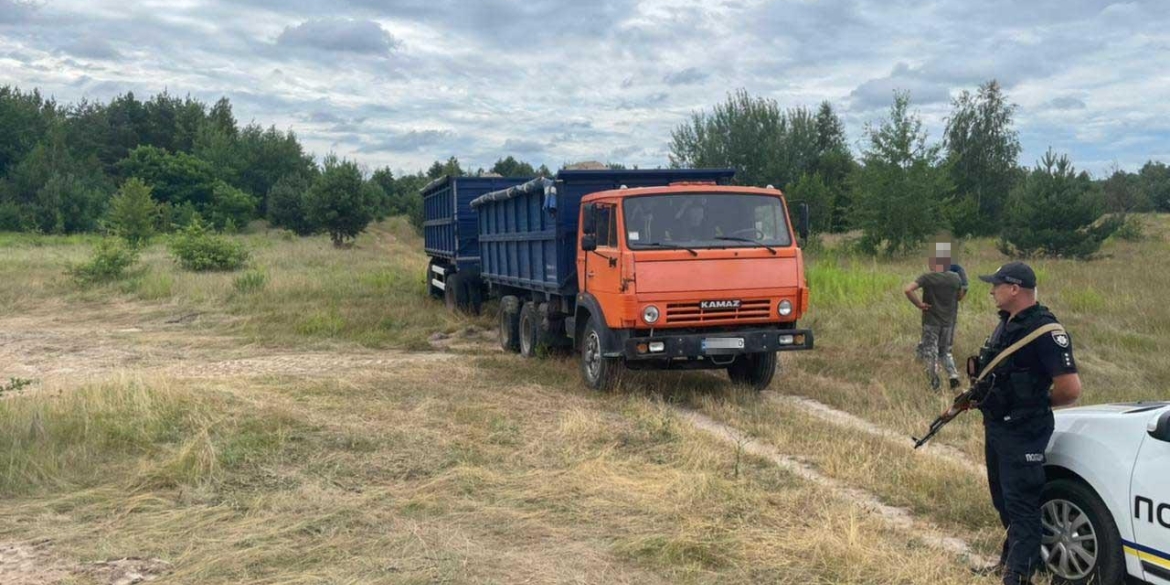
[978,261,1037,289]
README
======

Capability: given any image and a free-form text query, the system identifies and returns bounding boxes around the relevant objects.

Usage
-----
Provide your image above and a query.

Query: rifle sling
[973,323,1066,384]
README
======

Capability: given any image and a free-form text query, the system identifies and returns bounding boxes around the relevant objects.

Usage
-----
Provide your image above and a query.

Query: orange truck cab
[469,169,813,391]
[572,183,813,389]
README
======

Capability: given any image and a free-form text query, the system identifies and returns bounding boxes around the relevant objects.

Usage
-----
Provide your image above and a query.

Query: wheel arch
[573,293,626,357]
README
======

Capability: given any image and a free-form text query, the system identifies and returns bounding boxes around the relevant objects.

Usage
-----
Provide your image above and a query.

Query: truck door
[1130,410,1170,584]
[584,202,623,321]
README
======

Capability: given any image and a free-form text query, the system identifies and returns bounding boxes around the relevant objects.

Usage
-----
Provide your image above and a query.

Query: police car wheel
[519,302,541,358]
[1040,478,1126,585]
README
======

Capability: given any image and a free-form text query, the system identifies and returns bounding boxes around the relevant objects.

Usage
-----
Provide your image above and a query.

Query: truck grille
[664,299,772,325]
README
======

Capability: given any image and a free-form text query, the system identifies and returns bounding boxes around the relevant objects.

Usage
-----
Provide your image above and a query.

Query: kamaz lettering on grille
[700,300,741,311]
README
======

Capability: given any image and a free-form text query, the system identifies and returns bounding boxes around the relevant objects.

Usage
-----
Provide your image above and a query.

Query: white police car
[1042,402,1170,584]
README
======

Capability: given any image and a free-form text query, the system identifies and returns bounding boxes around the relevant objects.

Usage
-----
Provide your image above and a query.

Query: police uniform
[975,263,1078,584]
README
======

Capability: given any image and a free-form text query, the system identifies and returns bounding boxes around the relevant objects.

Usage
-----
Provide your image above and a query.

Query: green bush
[1113,215,1146,242]
[68,238,140,284]
[169,219,249,271]
[206,180,256,232]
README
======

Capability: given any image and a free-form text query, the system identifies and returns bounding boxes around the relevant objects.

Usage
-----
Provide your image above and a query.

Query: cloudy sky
[2,0,1168,176]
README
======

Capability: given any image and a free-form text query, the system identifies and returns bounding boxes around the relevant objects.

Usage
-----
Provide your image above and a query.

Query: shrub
[68,238,140,284]
[233,269,267,293]
[206,180,256,232]
[1112,215,1145,242]
[169,218,249,271]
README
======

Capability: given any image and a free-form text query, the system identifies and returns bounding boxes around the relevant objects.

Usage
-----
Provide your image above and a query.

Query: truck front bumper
[621,328,814,361]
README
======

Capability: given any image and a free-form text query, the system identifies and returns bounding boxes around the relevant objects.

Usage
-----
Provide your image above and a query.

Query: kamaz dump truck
[468,169,814,390]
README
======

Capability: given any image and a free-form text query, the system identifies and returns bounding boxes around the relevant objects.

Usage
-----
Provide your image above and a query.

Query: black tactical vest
[977,304,1058,425]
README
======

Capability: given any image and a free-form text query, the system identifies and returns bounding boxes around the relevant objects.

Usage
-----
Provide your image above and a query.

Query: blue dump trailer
[421,175,531,313]
[471,169,735,303]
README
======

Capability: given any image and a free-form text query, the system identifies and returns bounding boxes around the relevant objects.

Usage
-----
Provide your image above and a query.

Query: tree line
[5,82,1167,257]
[670,82,1170,258]
[0,86,551,246]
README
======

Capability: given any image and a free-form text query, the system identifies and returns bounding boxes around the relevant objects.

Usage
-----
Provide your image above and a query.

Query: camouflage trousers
[916,323,959,384]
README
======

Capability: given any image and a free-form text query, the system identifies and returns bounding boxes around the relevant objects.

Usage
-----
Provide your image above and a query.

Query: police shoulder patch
[1052,331,1070,348]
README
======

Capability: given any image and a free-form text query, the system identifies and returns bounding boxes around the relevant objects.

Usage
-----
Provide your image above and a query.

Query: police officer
[973,262,1082,584]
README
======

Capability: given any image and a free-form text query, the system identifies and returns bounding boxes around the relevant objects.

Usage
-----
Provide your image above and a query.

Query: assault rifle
[911,323,1065,449]
[913,359,993,449]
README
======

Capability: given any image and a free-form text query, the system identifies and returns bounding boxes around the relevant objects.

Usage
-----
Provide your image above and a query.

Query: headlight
[643,305,660,324]
[778,300,793,316]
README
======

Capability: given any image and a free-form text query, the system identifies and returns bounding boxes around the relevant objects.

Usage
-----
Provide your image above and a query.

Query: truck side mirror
[798,203,810,242]
[582,203,597,235]
[581,234,598,252]
[1149,410,1170,443]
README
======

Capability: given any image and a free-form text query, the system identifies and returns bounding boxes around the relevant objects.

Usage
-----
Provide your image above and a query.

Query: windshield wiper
[714,236,777,255]
[639,241,698,256]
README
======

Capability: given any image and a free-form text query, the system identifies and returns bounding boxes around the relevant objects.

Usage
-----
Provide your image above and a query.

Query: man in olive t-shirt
[904,255,963,390]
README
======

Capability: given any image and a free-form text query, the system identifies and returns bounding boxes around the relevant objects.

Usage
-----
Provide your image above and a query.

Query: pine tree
[998,151,1121,259]
[106,178,159,247]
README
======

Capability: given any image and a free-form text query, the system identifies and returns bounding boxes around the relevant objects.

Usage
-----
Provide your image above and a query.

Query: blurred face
[929,256,950,272]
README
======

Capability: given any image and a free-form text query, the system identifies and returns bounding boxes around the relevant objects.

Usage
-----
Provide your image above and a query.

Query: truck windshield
[622,193,792,250]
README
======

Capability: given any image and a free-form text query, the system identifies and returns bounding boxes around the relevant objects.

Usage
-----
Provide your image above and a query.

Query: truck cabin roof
[581,184,786,204]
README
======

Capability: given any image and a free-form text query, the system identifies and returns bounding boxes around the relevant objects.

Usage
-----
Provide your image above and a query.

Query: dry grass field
[2,216,1166,584]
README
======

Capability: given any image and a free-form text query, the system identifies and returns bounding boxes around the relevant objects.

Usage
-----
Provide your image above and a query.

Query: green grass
[790,215,1170,461]
[0,217,488,348]
[0,359,993,584]
[0,376,295,497]
[4,214,1169,583]
[807,260,904,309]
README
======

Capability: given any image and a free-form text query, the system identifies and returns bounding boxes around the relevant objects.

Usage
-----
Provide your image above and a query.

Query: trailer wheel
[444,272,467,312]
[580,316,620,391]
[519,302,541,358]
[498,296,521,353]
[464,275,483,316]
[727,352,777,391]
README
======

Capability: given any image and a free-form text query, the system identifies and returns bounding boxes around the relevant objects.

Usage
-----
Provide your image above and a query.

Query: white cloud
[0,0,1167,174]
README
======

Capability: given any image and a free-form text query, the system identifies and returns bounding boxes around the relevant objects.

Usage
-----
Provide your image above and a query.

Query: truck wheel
[519,302,541,358]
[727,352,777,391]
[498,296,521,353]
[1040,478,1125,585]
[426,260,443,299]
[580,316,620,391]
[463,274,484,316]
[444,272,467,312]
